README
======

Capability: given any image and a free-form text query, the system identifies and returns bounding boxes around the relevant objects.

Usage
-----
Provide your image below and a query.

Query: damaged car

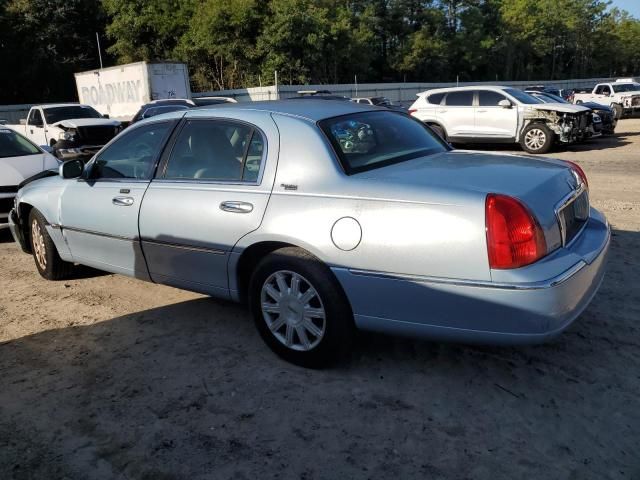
[409,86,592,154]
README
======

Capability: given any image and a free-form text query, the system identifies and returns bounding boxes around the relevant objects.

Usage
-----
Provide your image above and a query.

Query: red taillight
[408,109,417,115]
[564,160,588,189]
[485,194,547,269]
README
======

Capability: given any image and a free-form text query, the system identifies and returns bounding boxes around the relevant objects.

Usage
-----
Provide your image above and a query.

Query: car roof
[418,85,512,96]
[37,103,93,109]
[184,99,382,122]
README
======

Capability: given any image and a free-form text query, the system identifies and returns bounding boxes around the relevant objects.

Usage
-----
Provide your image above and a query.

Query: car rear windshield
[319,111,448,174]
[43,106,103,124]
[0,129,40,158]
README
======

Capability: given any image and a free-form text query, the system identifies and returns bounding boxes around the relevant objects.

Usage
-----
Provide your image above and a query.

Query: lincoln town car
[9,101,610,366]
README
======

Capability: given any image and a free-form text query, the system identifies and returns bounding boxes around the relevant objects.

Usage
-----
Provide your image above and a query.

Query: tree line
[1,0,639,104]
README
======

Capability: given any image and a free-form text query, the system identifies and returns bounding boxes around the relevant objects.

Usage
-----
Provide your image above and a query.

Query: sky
[610,0,640,17]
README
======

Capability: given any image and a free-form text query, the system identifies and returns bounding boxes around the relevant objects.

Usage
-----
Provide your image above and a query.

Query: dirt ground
[1,119,639,480]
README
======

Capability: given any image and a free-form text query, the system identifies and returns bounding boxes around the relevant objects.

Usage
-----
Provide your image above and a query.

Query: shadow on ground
[0,230,639,480]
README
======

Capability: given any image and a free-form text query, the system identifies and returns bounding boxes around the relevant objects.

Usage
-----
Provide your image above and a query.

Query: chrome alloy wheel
[524,128,547,151]
[31,219,47,270]
[260,270,326,351]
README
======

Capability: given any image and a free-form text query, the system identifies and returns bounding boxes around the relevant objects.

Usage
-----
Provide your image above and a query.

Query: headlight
[58,130,76,141]
[593,114,601,122]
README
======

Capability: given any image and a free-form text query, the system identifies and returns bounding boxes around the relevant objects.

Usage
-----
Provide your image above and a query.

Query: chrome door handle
[220,201,253,213]
[438,109,448,113]
[477,109,488,113]
[112,196,134,206]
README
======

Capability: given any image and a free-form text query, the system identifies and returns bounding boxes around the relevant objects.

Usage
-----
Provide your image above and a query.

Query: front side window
[90,122,172,180]
[478,90,508,106]
[320,111,448,174]
[164,120,264,183]
[0,129,41,158]
[444,91,474,106]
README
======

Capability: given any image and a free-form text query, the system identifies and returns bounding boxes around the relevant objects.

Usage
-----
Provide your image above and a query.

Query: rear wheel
[29,209,74,280]
[520,123,554,154]
[249,247,354,367]
[428,124,447,141]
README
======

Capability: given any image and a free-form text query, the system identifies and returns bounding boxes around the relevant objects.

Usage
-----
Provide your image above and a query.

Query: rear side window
[478,90,507,106]
[164,120,264,182]
[319,111,448,175]
[427,92,445,105]
[444,91,474,106]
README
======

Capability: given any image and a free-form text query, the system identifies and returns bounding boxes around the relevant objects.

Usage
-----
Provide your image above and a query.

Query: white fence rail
[2,76,637,120]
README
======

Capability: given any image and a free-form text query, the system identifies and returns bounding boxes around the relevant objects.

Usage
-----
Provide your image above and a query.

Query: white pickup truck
[573,81,640,119]
[6,104,122,161]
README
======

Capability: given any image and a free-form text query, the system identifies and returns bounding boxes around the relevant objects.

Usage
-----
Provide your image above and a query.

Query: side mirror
[40,145,54,154]
[103,114,110,119]
[498,99,512,109]
[59,159,84,179]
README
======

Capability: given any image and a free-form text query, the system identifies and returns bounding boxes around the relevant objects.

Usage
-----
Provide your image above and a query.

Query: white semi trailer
[75,62,192,121]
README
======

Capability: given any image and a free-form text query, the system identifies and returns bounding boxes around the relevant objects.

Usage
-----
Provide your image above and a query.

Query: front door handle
[476,109,488,113]
[220,201,253,213]
[438,109,448,113]
[112,196,134,206]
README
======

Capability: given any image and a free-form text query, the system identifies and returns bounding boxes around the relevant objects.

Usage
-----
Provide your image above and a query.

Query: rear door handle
[112,196,134,206]
[220,201,253,213]
[476,109,488,113]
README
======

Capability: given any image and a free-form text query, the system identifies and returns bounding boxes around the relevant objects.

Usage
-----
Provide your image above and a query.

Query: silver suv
[409,86,592,154]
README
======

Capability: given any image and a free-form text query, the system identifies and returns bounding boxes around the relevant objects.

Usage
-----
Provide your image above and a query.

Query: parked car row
[4,99,610,367]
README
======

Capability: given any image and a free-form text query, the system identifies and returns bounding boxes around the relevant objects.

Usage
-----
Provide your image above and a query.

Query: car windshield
[504,88,543,104]
[43,106,103,124]
[319,111,448,174]
[612,83,640,93]
[371,97,393,106]
[0,128,41,158]
[534,92,568,104]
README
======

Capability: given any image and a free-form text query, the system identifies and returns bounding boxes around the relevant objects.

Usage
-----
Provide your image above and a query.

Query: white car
[573,81,640,119]
[0,128,59,230]
[409,86,592,154]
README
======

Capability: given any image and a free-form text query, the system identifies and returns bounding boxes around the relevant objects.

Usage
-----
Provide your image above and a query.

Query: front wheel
[611,104,623,120]
[520,123,554,154]
[29,209,75,280]
[249,247,354,367]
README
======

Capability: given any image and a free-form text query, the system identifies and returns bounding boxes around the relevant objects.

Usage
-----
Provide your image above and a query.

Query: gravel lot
[1,119,639,480]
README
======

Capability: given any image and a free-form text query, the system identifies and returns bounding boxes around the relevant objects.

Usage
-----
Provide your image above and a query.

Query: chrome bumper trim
[349,261,587,291]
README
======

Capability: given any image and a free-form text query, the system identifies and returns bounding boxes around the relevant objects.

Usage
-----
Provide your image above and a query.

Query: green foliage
[1,0,640,102]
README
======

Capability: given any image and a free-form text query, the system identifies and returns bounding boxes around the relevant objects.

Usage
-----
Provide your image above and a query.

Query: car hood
[0,153,59,186]
[525,103,591,114]
[53,118,121,128]
[582,102,613,113]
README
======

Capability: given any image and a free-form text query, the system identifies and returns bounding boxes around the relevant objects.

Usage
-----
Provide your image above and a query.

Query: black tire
[28,209,75,280]
[249,247,354,367]
[612,104,623,120]
[520,123,554,154]
[428,124,447,141]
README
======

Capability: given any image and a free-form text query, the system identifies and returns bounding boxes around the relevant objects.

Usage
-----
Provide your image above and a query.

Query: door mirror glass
[103,113,110,119]
[60,159,84,179]
[498,99,512,108]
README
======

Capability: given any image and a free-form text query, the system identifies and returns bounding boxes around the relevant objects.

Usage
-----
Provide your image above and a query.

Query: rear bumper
[333,209,610,345]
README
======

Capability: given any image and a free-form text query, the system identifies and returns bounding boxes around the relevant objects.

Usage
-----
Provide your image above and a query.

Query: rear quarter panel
[235,113,490,282]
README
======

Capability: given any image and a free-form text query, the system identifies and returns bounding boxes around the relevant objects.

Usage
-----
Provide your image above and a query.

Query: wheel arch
[231,240,353,316]
[18,202,35,253]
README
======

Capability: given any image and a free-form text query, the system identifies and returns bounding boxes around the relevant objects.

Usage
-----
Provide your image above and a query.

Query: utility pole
[96,32,104,69]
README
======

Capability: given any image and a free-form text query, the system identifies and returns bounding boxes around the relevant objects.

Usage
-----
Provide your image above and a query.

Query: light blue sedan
[9,101,610,366]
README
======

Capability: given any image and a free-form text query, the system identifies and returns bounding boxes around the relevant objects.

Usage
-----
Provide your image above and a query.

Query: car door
[26,109,47,146]
[474,90,518,139]
[138,111,278,297]
[59,120,175,278]
[438,91,475,137]
[592,85,611,105]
